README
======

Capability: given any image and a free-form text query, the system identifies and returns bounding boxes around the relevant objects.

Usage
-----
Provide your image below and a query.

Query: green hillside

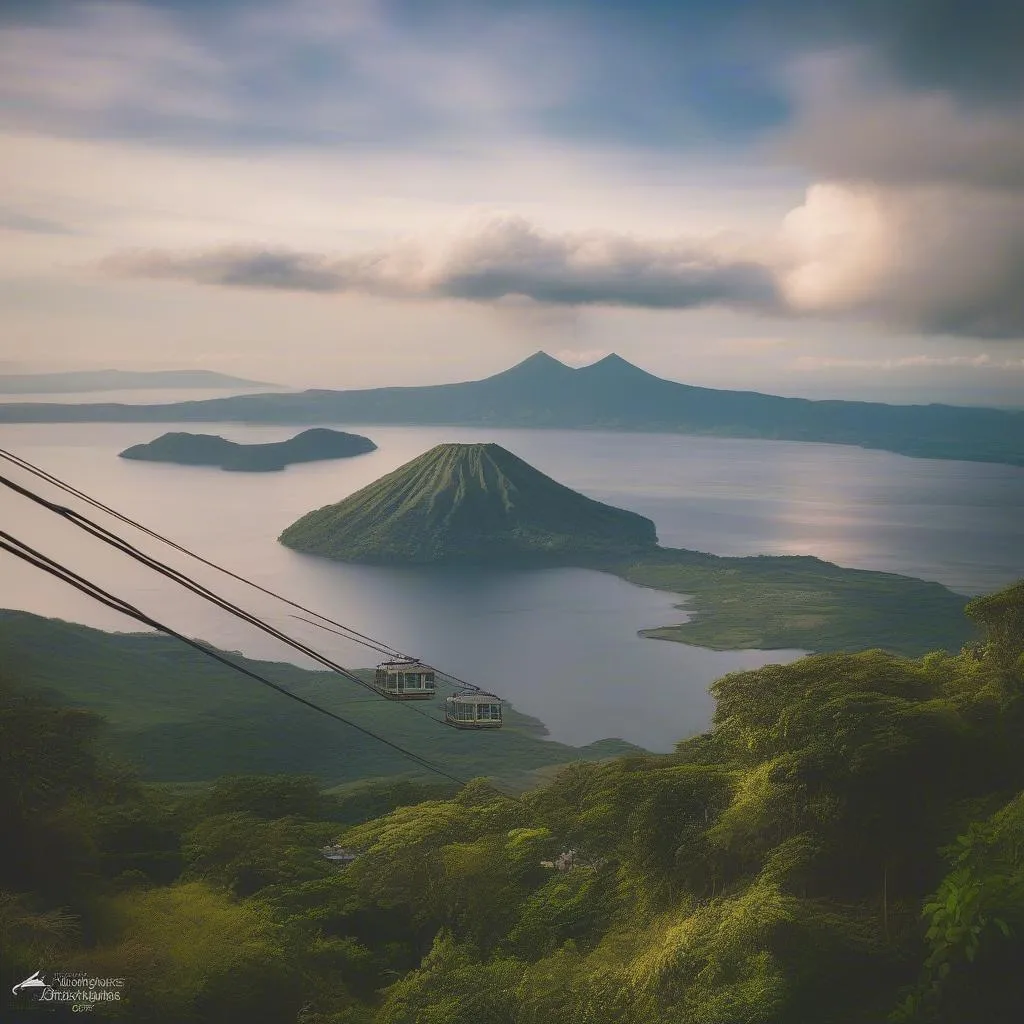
[2,351,1023,467]
[3,583,1022,1023]
[119,427,376,472]
[279,441,659,563]
[0,610,642,788]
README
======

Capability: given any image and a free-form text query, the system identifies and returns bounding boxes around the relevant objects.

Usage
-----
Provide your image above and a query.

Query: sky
[1,0,1023,404]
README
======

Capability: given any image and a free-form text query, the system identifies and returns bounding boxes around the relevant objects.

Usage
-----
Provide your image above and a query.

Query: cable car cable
[0,530,472,786]
[0,471,404,698]
[0,447,488,692]
[0,447,404,658]
[2,468,506,731]
[294,616,484,694]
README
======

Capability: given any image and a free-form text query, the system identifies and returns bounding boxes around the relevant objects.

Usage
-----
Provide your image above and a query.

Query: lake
[2,419,1022,751]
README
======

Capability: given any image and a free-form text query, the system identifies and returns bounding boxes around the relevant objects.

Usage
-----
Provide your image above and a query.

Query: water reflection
[1,420,1021,748]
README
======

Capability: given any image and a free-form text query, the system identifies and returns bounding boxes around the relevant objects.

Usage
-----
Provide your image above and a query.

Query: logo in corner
[12,970,50,997]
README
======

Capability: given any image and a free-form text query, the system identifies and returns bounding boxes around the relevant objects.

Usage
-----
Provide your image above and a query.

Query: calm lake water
[2,417,1022,751]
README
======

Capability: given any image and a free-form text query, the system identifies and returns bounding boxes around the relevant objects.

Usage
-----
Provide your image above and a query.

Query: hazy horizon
[1,1,1022,405]
[2,349,1023,409]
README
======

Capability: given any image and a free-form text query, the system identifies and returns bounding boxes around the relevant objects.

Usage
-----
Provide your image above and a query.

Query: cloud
[766,50,1024,341]
[780,0,1024,103]
[103,214,783,313]
[104,190,1024,341]
[793,354,1024,371]
[773,51,1024,194]
[0,2,230,130]
[0,206,75,236]
[6,0,1024,355]
[716,336,794,353]
[0,0,581,149]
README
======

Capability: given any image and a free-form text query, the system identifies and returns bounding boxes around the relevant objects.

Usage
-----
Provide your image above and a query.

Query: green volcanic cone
[279,442,658,564]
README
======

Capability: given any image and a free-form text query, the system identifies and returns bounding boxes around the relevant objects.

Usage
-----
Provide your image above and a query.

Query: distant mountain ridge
[280,441,658,563]
[1,352,1022,467]
[0,368,276,393]
[119,428,376,471]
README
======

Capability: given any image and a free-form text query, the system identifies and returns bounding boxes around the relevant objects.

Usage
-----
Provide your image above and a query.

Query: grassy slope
[0,611,642,788]
[280,442,657,562]
[610,548,977,656]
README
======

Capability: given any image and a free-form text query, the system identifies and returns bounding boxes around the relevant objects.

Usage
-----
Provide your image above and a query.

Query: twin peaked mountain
[4,350,1023,467]
[279,442,658,564]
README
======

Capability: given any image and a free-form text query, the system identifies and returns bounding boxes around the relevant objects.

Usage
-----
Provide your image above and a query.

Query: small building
[321,845,360,865]
[540,850,577,872]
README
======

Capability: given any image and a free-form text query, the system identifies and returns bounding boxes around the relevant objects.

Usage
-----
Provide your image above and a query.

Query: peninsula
[2,352,1022,468]
[280,443,975,656]
[119,427,376,472]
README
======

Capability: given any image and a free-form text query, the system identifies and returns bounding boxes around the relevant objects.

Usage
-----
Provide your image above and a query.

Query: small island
[280,442,976,657]
[119,428,377,472]
[280,442,658,563]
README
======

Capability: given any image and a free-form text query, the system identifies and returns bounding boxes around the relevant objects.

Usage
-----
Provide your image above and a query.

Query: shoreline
[602,547,975,657]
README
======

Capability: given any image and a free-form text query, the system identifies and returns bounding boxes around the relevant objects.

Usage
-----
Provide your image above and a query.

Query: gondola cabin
[373,659,436,700]
[445,692,503,729]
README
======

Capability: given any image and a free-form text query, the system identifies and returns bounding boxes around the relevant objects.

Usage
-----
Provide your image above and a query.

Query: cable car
[444,692,503,729]
[373,658,437,700]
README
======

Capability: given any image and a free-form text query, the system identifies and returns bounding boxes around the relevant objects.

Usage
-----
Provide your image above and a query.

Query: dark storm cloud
[781,0,1024,104]
[103,248,362,294]
[106,199,1024,340]
[103,218,782,313]
[771,52,1024,194]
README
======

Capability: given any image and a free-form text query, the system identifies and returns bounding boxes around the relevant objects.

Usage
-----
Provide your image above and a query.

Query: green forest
[3,581,1023,1023]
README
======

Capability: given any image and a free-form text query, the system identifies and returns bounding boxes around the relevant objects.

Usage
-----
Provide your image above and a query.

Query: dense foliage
[2,581,1022,1022]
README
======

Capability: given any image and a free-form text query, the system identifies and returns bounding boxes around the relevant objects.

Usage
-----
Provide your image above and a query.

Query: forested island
[3,582,1022,1022]
[280,443,975,657]
[2,351,1023,468]
[119,428,377,472]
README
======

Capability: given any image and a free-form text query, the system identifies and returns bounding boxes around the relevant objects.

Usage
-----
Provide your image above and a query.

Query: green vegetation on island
[2,351,1023,468]
[615,549,976,657]
[119,427,377,472]
[279,442,659,563]
[3,581,1023,1023]
[0,610,643,789]
[280,443,974,656]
